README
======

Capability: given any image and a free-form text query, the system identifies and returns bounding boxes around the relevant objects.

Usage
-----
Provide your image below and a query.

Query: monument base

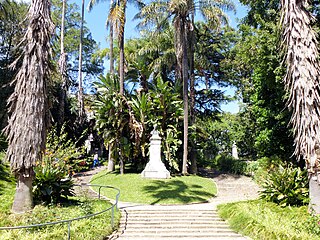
[141,162,170,179]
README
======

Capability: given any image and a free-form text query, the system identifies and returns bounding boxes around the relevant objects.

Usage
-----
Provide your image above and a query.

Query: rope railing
[0,184,120,240]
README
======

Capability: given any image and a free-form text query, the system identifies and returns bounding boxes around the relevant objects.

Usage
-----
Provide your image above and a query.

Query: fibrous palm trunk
[5,0,53,213]
[281,0,320,213]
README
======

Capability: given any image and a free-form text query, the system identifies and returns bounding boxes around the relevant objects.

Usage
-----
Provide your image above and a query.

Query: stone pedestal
[141,127,170,179]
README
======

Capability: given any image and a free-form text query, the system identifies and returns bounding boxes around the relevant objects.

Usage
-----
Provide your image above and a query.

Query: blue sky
[83,0,248,48]
[75,0,248,113]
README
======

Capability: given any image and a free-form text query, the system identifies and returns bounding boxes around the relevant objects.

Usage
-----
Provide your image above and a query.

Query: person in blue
[93,152,100,168]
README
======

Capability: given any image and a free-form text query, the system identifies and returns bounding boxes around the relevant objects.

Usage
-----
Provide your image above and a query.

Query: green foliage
[94,75,183,173]
[0,197,120,240]
[259,164,309,207]
[0,158,119,239]
[45,125,85,173]
[32,125,87,204]
[226,8,294,161]
[33,157,75,204]
[209,154,248,175]
[197,113,244,166]
[247,156,283,183]
[218,200,320,240]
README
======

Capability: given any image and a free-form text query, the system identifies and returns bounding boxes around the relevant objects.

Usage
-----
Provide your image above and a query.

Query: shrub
[259,164,309,207]
[247,156,283,183]
[212,154,248,175]
[46,124,86,173]
[33,157,75,204]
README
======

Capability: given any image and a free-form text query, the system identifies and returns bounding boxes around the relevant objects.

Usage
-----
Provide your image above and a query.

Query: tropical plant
[33,156,75,204]
[4,0,54,213]
[259,164,309,207]
[94,74,143,174]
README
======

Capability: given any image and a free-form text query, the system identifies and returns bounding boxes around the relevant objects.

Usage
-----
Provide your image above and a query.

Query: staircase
[110,207,249,240]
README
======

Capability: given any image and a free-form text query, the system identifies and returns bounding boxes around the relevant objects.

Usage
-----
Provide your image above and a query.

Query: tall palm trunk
[281,0,320,212]
[118,0,127,174]
[78,0,85,118]
[118,0,126,96]
[58,0,67,127]
[5,0,53,213]
[189,12,197,174]
[109,23,114,75]
[174,16,189,174]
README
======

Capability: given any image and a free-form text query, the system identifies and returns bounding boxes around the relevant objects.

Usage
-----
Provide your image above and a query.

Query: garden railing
[0,184,120,240]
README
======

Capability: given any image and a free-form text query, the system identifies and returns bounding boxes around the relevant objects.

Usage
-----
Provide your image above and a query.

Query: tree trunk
[118,0,126,95]
[182,20,189,175]
[107,143,115,172]
[12,169,34,213]
[189,14,197,174]
[58,0,67,127]
[5,0,53,213]
[109,24,114,75]
[309,178,320,213]
[78,0,85,118]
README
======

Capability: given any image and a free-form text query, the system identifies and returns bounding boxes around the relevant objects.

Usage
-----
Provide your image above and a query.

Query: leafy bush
[212,154,248,175]
[33,157,75,204]
[259,164,309,207]
[247,156,283,183]
[46,124,86,173]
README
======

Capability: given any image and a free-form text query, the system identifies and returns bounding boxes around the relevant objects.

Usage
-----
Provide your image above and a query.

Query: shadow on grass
[143,179,215,205]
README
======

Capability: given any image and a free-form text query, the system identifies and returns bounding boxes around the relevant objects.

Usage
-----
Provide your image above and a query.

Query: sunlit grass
[90,170,217,204]
[218,199,320,240]
[0,153,120,240]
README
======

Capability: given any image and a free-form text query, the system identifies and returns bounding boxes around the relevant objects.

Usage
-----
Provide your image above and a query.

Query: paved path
[73,169,260,240]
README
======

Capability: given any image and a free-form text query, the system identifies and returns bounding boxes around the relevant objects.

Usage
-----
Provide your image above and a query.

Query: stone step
[123,211,219,216]
[119,222,229,228]
[114,237,247,240]
[115,232,244,238]
[120,217,224,222]
[122,228,237,234]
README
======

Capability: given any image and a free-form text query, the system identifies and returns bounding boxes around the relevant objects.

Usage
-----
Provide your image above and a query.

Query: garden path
[73,168,260,240]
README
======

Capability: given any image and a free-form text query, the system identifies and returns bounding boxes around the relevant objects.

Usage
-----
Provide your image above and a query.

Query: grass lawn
[0,152,120,240]
[218,199,320,240]
[90,170,217,204]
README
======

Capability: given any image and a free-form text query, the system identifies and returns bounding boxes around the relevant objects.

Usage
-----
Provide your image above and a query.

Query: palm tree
[4,0,54,213]
[138,0,234,174]
[280,0,320,212]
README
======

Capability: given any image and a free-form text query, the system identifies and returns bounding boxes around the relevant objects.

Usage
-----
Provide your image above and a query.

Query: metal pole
[111,206,114,229]
[68,221,71,240]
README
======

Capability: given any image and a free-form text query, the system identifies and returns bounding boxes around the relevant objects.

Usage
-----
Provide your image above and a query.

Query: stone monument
[232,142,239,159]
[141,126,170,179]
